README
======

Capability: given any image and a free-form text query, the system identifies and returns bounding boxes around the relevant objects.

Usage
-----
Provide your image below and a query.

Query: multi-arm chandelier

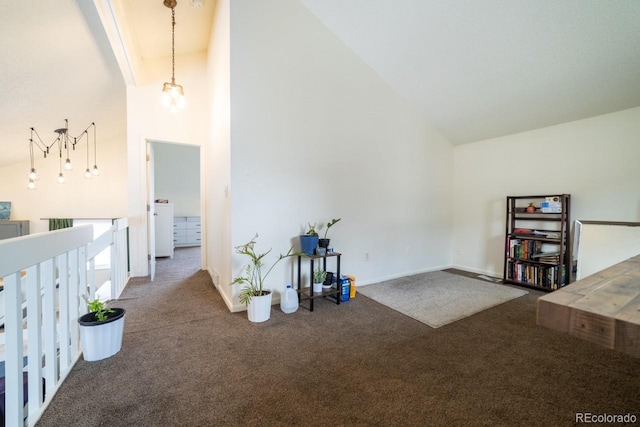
[161,0,185,112]
[27,119,99,190]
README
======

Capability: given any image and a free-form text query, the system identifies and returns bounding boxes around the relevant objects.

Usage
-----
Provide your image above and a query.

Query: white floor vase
[247,292,272,323]
[78,308,126,361]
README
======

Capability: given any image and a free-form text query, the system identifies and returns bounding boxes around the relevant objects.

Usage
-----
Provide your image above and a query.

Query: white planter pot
[313,282,323,293]
[247,291,272,323]
[78,308,126,361]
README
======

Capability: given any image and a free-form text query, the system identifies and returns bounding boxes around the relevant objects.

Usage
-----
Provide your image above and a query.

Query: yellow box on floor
[344,274,356,298]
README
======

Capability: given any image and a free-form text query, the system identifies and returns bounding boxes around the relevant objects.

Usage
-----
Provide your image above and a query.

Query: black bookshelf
[503,194,571,291]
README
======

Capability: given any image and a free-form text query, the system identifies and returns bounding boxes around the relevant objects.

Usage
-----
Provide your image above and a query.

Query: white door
[147,142,156,281]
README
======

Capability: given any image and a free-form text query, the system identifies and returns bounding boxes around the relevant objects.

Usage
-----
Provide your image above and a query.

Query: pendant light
[161,0,185,113]
[27,119,99,189]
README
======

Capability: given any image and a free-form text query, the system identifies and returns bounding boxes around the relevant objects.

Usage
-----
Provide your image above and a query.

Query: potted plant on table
[78,297,126,361]
[318,218,341,250]
[313,266,327,294]
[232,234,299,323]
[299,223,319,255]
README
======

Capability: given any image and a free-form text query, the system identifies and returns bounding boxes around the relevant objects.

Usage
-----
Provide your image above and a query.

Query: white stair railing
[0,218,129,427]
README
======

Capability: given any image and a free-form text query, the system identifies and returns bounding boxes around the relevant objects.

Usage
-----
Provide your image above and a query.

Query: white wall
[452,107,640,278]
[0,132,127,234]
[576,222,640,279]
[153,142,200,216]
[206,0,232,306]
[126,53,209,277]
[223,0,453,311]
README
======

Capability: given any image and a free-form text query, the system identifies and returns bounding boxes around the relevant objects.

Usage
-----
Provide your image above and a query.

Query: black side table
[296,253,341,311]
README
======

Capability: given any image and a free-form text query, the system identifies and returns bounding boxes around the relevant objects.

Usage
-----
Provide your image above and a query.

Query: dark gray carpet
[36,248,640,426]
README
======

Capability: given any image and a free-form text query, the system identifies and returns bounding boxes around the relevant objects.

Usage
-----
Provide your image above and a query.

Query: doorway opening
[147,140,202,280]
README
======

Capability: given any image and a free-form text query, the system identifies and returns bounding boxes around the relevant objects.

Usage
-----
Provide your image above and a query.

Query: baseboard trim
[449,264,501,279]
[207,266,246,313]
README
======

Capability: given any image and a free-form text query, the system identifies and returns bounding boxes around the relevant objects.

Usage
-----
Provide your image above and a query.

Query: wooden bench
[537,254,640,357]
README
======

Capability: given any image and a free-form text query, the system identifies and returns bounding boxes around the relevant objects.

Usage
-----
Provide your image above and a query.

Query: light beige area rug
[357,271,528,328]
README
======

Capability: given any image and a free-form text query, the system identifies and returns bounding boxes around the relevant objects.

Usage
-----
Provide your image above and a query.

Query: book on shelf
[513,228,532,234]
[508,238,544,260]
[531,251,560,262]
[506,260,566,289]
[532,230,559,238]
[512,229,559,239]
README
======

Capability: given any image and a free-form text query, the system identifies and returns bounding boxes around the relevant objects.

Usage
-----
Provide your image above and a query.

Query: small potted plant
[232,234,299,322]
[313,266,327,293]
[299,223,319,255]
[78,297,126,361]
[318,218,341,249]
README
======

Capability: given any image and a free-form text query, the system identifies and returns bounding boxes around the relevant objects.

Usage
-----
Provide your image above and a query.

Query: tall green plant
[231,234,299,306]
[322,218,341,239]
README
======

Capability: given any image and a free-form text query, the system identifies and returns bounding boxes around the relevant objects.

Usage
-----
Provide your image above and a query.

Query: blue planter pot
[299,235,319,255]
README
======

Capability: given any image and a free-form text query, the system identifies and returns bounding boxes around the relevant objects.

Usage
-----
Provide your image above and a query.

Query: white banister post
[110,225,117,300]
[42,258,58,394]
[26,264,44,418]
[79,245,88,317]
[115,228,123,295]
[88,257,96,301]
[68,248,80,356]
[115,229,121,295]
[122,228,128,289]
[57,252,70,371]
[121,226,129,293]
[3,273,25,426]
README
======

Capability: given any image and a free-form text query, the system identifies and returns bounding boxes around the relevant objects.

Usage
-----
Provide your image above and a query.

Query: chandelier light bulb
[92,165,100,176]
[57,173,65,184]
[29,168,38,180]
[27,180,36,190]
[85,168,92,179]
[64,158,73,170]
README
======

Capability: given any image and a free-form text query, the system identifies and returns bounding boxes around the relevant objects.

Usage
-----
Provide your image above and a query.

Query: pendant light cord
[171,7,176,84]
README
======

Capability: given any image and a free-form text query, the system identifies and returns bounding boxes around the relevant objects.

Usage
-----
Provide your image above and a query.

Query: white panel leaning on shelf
[503,194,571,291]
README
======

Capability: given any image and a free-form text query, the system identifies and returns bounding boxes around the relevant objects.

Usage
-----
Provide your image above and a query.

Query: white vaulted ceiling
[299,0,640,144]
[1,0,639,167]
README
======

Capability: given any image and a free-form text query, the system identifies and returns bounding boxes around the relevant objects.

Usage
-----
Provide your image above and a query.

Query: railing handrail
[0,226,93,277]
[1,219,129,427]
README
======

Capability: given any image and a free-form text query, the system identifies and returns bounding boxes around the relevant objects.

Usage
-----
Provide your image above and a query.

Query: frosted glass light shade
[162,81,185,112]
